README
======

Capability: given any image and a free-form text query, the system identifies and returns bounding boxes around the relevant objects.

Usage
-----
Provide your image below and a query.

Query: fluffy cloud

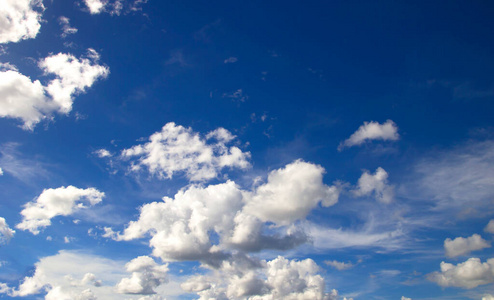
[94,148,112,158]
[16,186,105,234]
[338,120,399,150]
[444,234,491,258]
[121,123,251,181]
[485,220,494,234]
[428,257,494,289]
[116,256,168,295]
[107,160,338,262]
[324,260,354,271]
[0,167,3,175]
[0,217,14,244]
[182,255,333,300]
[0,50,108,129]
[83,0,148,15]
[352,167,394,203]
[0,0,44,44]
[84,0,107,14]
[58,16,77,38]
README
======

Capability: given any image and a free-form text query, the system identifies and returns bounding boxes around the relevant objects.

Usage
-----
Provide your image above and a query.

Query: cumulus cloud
[338,120,399,150]
[324,260,354,271]
[428,257,494,289]
[106,160,338,262]
[84,0,107,14]
[58,16,77,38]
[16,186,105,234]
[444,234,491,258]
[117,256,168,295]
[0,217,14,244]
[121,122,250,181]
[483,295,494,300]
[0,0,44,44]
[485,220,494,234]
[0,50,108,129]
[94,148,112,158]
[352,167,394,203]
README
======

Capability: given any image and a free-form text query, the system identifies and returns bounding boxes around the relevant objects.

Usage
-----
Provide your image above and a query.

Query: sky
[0,0,494,299]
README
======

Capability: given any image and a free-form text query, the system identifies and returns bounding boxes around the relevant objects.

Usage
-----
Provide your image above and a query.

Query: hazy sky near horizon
[1,1,494,299]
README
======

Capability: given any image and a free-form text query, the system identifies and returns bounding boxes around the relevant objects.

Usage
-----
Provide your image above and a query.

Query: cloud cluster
[106,160,338,262]
[58,16,78,38]
[16,186,105,234]
[0,217,14,244]
[338,120,399,150]
[352,167,394,203]
[117,256,168,295]
[0,50,109,129]
[444,234,490,258]
[121,123,251,181]
[428,257,494,289]
[0,0,44,44]
[83,0,148,15]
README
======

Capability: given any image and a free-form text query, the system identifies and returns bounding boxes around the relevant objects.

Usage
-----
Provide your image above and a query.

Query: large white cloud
[0,50,109,129]
[0,217,14,244]
[428,257,494,289]
[16,186,105,234]
[338,120,399,150]
[352,167,394,203]
[116,256,168,295]
[444,234,491,258]
[0,0,44,44]
[121,123,251,181]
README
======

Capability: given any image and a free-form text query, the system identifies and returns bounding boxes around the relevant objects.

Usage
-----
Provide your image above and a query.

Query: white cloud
[222,89,248,102]
[0,167,3,175]
[83,0,146,15]
[324,260,354,271]
[352,167,394,203]
[485,220,494,234]
[121,122,250,181]
[338,120,399,150]
[16,186,105,234]
[0,217,14,244]
[58,16,77,38]
[0,50,108,129]
[94,148,112,158]
[444,234,491,258]
[483,295,494,300]
[224,57,238,64]
[116,256,168,295]
[401,297,412,300]
[428,257,494,289]
[0,0,44,44]
[84,0,107,14]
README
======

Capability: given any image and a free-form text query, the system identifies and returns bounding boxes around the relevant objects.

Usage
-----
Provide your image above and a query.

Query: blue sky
[0,0,494,299]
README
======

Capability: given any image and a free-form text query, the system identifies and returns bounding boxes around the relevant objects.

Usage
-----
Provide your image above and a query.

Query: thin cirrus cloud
[338,120,399,151]
[0,49,109,130]
[0,0,44,44]
[444,234,491,258]
[120,122,251,182]
[16,185,105,235]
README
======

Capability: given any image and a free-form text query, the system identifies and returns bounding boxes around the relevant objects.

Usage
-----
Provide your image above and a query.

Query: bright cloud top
[428,257,494,289]
[352,167,394,203]
[84,0,107,14]
[16,186,105,234]
[0,217,14,244]
[121,123,251,181]
[0,0,44,44]
[444,234,491,258]
[116,256,168,295]
[0,50,109,129]
[106,160,338,262]
[338,120,399,150]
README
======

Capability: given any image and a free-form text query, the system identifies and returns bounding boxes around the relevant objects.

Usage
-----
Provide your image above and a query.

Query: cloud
[338,120,399,150]
[324,260,354,271]
[0,50,109,129]
[16,186,105,234]
[222,89,248,102]
[116,256,168,295]
[58,16,77,38]
[402,297,412,300]
[83,0,148,15]
[0,0,44,44]
[0,167,3,175]
[182,255,334,299]
[483,295,494,300]
[83,0,107,14]
[444,234,491,258]
[0,217,14,244]
[106,160,338,262]
[352,167,394,203]
[0,143,50,182]
[94,148,112,158]
[486,220,494,234]
[428,257,494,289]
[121,122,251,181]
[224,57,238,64]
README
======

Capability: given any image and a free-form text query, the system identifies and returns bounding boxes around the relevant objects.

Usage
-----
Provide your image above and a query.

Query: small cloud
[222,89,248,102]
[94,149,112,158]
[338,120,399,151]
[58,16,78,38]
[64,236,74,243]
[444,234,490,258]
[486,220,494,234]
[324,260,354,271]
[165,50,187,66]
[224,57,238,64]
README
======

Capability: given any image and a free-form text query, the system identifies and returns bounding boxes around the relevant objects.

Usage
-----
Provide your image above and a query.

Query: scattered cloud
[352,167,394,203]
[116,256,168,295]
[338,120,399,151]
[0,217,14,244]
[428,257,494,289]
[324,260,354,271]
[485,220,494,234]
[83,0,107,14]
[0,0,44,44]
[444,234,491,258]
[58,16,78,38]
[224,57,238,64]
[222,89,248,102]
[16,186,105,234]
[121,122,251,181]
[94,148,112,158]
